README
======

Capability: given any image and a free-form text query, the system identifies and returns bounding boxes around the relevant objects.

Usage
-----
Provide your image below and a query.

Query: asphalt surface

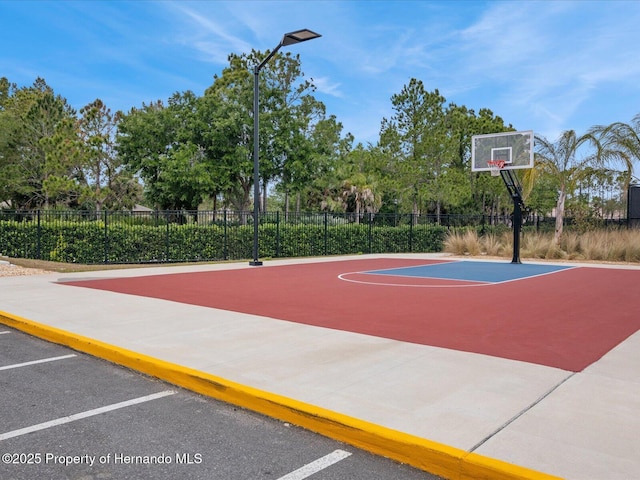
[1,326,440,480]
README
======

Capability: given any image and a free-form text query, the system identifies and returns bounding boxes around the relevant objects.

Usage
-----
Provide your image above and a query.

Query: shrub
[0,217,446,263]
[444,230,482,256]
[482,233,508,257]
[445,228,640,263]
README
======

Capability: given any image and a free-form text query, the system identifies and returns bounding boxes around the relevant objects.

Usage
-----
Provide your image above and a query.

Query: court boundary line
[338,271,491,288]
[338,262,579,288]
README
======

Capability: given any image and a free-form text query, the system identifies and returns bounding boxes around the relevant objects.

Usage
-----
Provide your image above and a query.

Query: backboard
[471,130,534,172]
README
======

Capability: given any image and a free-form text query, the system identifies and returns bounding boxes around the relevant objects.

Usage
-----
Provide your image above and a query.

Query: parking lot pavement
[0,326,441,480]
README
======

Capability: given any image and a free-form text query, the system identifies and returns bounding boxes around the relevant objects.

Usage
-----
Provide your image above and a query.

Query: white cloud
[311,76,343,98]
[163,2,252,61]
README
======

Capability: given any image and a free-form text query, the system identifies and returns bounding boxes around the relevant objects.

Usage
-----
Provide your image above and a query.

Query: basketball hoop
[487,160,506,176]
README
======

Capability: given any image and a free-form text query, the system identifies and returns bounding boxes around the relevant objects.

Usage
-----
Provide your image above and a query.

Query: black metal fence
[0,209,629,264]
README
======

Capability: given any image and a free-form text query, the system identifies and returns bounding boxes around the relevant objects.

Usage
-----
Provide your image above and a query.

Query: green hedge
[0,218,446,264]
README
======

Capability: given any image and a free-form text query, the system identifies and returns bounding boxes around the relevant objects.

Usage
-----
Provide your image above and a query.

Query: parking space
[0,327,439,479]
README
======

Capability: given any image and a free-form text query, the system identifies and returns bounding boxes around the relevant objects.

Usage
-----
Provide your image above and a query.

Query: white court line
[0,390,175,441]
[0,354,77,371]
[338,264,579,288]
[338,271,490,288]
[276,449,352,480]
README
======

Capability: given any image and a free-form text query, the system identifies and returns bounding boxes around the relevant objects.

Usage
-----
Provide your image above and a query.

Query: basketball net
[487,160,506,176]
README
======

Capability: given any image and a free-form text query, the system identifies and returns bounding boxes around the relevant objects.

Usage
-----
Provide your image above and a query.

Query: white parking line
[0,390,176,441]
[0,354,77,371]
[0,331,10,334]
[276,449,352,480]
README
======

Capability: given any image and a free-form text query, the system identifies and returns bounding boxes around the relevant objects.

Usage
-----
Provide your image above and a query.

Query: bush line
[0,220,447,264]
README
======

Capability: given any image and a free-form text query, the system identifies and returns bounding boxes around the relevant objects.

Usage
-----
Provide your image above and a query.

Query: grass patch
[443,230,482,256]
[444,229,640,263]
[1,256,224,273]
[481,233,507,256]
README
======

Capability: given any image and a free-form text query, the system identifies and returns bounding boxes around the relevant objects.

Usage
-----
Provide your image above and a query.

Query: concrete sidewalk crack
[469,371,576,452]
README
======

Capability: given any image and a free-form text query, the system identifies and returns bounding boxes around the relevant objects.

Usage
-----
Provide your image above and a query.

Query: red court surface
[62,258,640,372]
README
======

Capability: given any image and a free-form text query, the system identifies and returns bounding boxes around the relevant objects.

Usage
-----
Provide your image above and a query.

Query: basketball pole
[511,196,523,264]
[499,169,524,264]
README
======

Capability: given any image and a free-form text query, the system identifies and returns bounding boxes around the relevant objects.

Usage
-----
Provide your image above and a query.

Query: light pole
[250,29,321,266]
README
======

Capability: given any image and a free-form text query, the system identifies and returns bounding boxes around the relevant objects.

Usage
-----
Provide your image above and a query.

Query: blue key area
[365,261,573,283]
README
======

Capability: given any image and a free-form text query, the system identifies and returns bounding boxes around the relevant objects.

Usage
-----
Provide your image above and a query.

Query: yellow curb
[0,310,562,480]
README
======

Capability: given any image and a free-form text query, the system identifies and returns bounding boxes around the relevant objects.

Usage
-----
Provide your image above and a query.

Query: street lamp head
[281,29,322,47]
[256,29,321,72]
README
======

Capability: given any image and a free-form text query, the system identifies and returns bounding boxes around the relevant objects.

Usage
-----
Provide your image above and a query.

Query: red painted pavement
[61,258,640,372]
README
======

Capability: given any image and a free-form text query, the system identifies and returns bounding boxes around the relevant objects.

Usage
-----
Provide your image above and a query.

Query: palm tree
[523,130,599,244]
[590,113,639,188]
[340,175,381,223]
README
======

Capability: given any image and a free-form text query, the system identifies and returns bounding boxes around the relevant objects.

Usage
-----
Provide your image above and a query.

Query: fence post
[276,211,281,258]
[165,211,170,262]
[324,211,328,256]
[409,213,416,253]
[368,212,373,253]
[223,210,228,260]
[103,210,108,264]
[36,210,41,260]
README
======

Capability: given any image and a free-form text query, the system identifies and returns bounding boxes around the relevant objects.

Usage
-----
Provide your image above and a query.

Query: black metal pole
[250,65,263,266]
[512,199,522,264]
[250,46,284,267]
[499,169,524,264]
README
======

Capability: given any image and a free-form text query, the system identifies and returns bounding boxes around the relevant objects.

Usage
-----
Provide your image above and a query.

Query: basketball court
[59,257,639,373]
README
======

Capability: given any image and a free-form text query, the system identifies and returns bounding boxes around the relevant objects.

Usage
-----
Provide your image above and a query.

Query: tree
[379,80,450,218]
[202,50,330,214]
[202,56,254,213]
[282,112,353,214]
[39,115,84,208]
[524,173,558,217]
[78,99,141,211]
[524,130,599,243]
[444,104,512,217]
[378,79,496,221]
[117,100,173,209]
[118,92,216,211]
[258,51,322,212]
[0,77,20,205]
[0,77,79,209]
[590,113,639,188]
[320,145,381,222]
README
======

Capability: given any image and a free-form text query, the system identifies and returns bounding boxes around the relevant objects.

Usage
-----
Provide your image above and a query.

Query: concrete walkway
[1,254,638,479]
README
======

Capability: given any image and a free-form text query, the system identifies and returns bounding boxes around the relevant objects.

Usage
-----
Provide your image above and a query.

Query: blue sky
[2,0,639,146]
